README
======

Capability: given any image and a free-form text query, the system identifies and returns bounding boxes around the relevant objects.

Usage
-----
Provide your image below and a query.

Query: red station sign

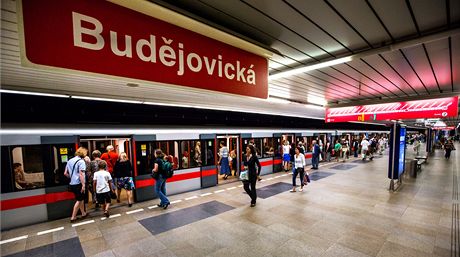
[18,0,269,99]
[325,96,459,123]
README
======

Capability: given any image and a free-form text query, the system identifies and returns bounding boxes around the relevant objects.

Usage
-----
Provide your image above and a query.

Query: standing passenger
[353,138,359,158]
[334,140,342,162]
[290,147,306,192]
[444,140,455,159]
[361,137,370,160]
[218,141,231,179]
[282,141,291,172]
[101,145,118,195]
[93,161,113,217]
[194,142,202,166]
[113,152,135,207]
[89,150,103,208]
[152,149,170,209]
[64,147,88,222]
[243,145,261,207]
[311,140,320,169]
[325,140,333,162]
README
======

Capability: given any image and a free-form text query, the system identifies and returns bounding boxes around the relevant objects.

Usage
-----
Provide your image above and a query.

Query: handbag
[110,190,117,199]
[303,172,311,184]
[239,169,249,181]
[67,159,82,192]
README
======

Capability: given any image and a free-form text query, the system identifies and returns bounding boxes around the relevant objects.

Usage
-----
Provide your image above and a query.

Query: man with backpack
[152,149,173,209]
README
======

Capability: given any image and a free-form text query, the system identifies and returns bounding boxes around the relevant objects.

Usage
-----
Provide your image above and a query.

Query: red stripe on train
[202,169,217,177]
[0,192,74,211]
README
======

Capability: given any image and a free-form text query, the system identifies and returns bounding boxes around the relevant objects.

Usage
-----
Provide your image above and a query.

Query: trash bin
[409,159,417,178]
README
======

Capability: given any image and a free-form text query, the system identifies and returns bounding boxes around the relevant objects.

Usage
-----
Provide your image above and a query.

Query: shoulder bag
[67,159,82,191]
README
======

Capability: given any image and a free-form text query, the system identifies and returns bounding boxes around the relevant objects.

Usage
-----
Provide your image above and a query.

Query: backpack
[371,140,377,148]
[161,159,174,178]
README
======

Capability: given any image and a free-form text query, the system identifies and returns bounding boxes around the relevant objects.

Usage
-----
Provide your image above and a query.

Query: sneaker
[299,188,303,192]
[290,189,296,192]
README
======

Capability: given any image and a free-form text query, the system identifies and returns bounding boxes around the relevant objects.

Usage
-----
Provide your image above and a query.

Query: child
[93,160,113,217]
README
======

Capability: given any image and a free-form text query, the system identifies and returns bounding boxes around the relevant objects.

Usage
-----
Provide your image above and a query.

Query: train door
[79,137,132,208]
[216,135,240,184]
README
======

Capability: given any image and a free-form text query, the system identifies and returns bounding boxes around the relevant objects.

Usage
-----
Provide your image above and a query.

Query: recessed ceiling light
[126,83,139,87]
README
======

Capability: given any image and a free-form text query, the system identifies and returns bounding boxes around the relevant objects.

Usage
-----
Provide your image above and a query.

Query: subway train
[0,127,389,230]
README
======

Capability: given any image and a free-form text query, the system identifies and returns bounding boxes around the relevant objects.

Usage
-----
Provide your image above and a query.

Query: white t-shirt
[294,154,306,169]
[283,145,291,155]
[93,170,112,194]
[361,140,369,150]
[219,146,229,158]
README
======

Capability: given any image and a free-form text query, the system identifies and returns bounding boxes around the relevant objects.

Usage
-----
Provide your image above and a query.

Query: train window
[11,146,45,191]
[243,138,262,158]
[48,144,75,186]
[155,141,179,170]
[263,137,274,158]
[202,140,215,166]
[180,140,204,168]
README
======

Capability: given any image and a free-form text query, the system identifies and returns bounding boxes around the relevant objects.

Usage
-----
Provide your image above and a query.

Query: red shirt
[101,151,119,173]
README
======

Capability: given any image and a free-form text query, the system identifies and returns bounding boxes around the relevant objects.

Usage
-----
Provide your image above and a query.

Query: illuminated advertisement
[326,97,458,123]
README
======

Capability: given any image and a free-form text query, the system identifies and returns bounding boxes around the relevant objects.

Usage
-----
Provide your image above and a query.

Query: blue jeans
[312,155,319,168]
[155,175,169,205]
[292,168,305,187]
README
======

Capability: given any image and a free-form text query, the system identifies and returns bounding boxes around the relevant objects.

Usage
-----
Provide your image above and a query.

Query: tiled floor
[1,144,458,257]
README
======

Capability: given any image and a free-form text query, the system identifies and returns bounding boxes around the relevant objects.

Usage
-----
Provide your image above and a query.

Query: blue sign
[388,125,406,179]
[398,128,406,176]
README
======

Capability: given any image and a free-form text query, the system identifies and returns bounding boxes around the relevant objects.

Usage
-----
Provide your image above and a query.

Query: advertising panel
[326,97,458,123]
[388,125,406,180]
[18,0,268,99]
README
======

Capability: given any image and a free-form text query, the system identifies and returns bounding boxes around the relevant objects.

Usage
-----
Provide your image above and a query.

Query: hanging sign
[18,0,268,99]
[325,96,458,123]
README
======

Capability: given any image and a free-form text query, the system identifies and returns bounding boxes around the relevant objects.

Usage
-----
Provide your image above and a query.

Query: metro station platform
[0,145,458,257]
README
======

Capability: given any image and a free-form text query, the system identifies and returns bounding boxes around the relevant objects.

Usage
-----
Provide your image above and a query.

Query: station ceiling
[1,0,459,127]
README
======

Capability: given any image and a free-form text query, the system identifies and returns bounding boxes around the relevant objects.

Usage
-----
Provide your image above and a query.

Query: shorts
[69,184,85,201]
[117,177,135,190]
[283,154,290,162]
[96,192,111,204]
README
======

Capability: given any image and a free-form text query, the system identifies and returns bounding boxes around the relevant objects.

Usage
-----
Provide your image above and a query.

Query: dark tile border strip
[139,200,234,235]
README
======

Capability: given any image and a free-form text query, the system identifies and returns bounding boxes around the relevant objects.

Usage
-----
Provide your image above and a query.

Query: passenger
[194,142,202,166]
[444,140,455,159]
[206,148,214,165]
[64,147,88,223]
[413,139,421,156]
[101,145,119,195]
[290,147,306,192]
[282,140,291,172]
[368,137,376,160]
[318,139,324,161]
[182,151,189,169]
[341,138,349,162]
[361,137,370,160]
[334,140,342,162]
[113,152,135,207]
[13,163,29,190]
[352,138,359,158]
[89,150,103,208]
[311,140,320,169]
[325,140,333,162]
[230,150,238,177]
[298,142,306,154]
[218,141,231,179]
[93,160,113,218]
[83,156,91,206]
[243,145,261,207]
[378,137,385,155]
[287,143,295,173]
[152,149,170,209]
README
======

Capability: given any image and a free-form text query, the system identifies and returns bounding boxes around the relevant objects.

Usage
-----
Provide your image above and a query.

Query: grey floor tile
[4,237,84,257]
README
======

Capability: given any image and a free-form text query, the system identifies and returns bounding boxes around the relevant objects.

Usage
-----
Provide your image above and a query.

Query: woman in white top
[361,137,369,160]
[290,147,306,192]
[282,140,291,172]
